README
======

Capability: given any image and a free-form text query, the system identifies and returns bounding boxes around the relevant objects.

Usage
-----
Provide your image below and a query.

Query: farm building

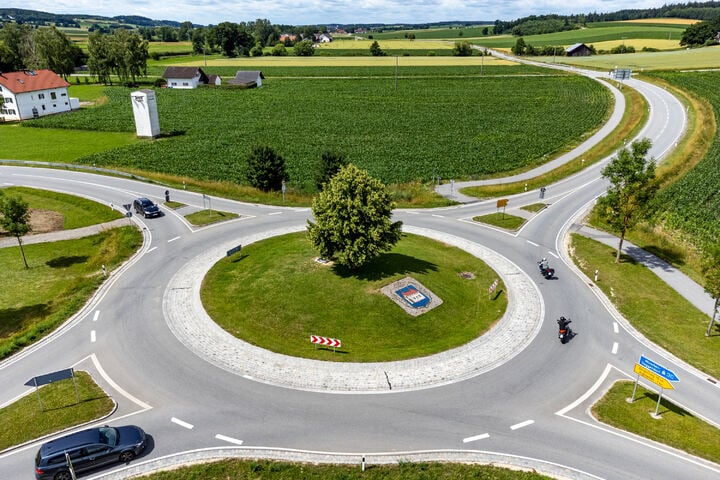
[207,74,222,86]
[0,69,77,122]
[227,71,265,88]
[162,66,210,89]
[565,43,593,57]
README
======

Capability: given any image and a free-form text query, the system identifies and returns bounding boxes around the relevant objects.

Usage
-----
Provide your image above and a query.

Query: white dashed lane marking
[463,433,490,443]
[215,434,244,445]
[510,419,534,430]
[171,417,194,429]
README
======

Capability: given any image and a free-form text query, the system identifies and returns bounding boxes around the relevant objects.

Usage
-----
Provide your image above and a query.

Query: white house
[162,66,210,89]
[0,69,75,122]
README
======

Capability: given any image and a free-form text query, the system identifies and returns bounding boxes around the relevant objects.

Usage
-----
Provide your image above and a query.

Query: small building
[162,66,209,89]
[207,74,222,86]
[565,43,593,57]
[279,34,297,43]
[0,69,75,122]
[227,71,264,88]
[315,33,332,43]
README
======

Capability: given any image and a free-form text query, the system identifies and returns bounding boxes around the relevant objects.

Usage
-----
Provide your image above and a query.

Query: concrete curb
[87,447,603,480]
[163,225,543,393]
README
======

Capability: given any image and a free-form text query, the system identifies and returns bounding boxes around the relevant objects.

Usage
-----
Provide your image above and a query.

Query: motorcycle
[557,316,572,344]
[538,258,555,279]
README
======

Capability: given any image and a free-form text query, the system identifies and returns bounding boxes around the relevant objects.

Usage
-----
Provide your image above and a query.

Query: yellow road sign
[634,363,674,390]
[496,198,509,208]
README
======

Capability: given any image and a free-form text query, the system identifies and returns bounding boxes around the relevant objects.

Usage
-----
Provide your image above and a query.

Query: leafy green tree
[250,41,264,57]
[702,244,720,336]
[511,37,526,55]
[315,150,349,191]
[0,23,34,71]
[452,41,473,56]
[0,193,32,269]
[294,39,315,56]
[271,44,288,56]
[599,138,657,263]
[369,40,385,56]
[680,15,720,46]
[245,146,288,192]
[87,31,114,84]
[307,164,402,270]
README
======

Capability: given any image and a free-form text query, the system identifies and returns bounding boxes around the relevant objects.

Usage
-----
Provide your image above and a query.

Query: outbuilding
[0,69,75,122]
[227,71,265,88]
[565,43,593,57]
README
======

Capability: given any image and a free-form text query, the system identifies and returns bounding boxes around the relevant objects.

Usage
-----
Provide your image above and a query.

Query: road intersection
[1,62,719,480]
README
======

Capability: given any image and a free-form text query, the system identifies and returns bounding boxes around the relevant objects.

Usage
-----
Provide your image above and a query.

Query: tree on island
[307,164,402,270]
[0,192,32,269]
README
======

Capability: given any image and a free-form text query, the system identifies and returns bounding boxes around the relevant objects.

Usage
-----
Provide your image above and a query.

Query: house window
[182,82,189,86]
[3,97,12,104]
[61,92,67,96]
[38,93,45,99]
[42,105,46,110]
[51,92,57,100]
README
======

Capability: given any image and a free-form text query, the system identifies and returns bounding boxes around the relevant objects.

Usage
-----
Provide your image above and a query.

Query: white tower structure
[130,89,160,138]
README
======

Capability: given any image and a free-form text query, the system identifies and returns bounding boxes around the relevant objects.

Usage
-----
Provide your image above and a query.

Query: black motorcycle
[538,259,555,279]
[557,316,572,344]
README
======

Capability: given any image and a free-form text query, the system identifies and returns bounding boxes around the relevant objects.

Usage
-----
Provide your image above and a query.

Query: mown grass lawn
[0,124,137,163]
[184,209,239,226]
[569,234,719,379]
[1,186,122,229]
[593,381,720,464]
[472,212,526,230]
[0,226,142,359]
[0,371,114,451]
[201,232,507,362]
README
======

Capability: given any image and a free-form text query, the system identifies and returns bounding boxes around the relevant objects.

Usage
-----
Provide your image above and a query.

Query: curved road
[1,63,718,480]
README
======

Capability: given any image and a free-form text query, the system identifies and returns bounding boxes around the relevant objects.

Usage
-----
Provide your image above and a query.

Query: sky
[3,1,675,26]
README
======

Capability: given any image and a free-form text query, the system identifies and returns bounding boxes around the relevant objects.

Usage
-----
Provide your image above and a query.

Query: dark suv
[34,425,146,480]
[133,197,161,218]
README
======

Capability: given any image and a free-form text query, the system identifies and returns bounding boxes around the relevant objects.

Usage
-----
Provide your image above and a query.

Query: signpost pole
[654,388,664,417]
[630,372,639,402]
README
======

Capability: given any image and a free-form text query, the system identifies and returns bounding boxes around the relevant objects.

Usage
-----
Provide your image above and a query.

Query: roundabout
[163,225,543,393]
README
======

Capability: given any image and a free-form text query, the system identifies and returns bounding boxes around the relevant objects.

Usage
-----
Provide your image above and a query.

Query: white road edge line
[431,214,444,218]
[90,330,96,343]
[547,251,559,258]
[84,354,152,410]
[526,240,539,247]
[93,310,100,322]
[268,212,282,216]
[612,342,619,354]
[462,433,490,443]
[215,434,244,445]
[171,417,194,429]
[556,363,613,416]
[168,236,181,243]
[510,419,534,430]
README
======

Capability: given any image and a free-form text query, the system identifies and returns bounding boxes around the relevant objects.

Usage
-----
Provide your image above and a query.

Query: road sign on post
[639,355,679,382]
[496,199,508,219]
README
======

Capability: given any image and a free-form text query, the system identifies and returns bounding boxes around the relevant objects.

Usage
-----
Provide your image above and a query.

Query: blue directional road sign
[639,355,679,382]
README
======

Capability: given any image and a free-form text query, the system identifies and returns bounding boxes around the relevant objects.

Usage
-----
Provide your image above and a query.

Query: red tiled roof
[0,70,70,94]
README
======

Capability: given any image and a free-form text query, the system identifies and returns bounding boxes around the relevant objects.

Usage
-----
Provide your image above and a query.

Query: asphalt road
[1,63,719,480]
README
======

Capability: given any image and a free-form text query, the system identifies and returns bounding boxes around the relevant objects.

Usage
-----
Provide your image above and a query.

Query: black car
[34,425,146,480]
[133,197,161,218]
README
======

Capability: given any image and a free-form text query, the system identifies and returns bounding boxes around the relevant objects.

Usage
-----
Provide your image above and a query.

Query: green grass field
[201,232,507,362]
[23,71,610,189]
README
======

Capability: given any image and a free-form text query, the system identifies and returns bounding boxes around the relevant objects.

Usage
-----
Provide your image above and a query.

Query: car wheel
[119,450,135,463]
[54,471,72,480]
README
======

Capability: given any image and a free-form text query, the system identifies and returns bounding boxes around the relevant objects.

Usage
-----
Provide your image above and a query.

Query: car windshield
[98,427,118,446]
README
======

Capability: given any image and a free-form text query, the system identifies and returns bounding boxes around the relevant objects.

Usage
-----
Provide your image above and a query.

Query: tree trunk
[615,232,625,263]
[707,296,719,337]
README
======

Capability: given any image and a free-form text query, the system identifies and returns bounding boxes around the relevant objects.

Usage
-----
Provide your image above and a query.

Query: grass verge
[201,232,507,362]
[568,234,719,379]
[472,212,526,230]
[0,226,143,360]
[460,81,647,199]
[0,186,122,229]
[136,459,553,480]
[0,371,114,451]
[593,381,720,464]
[184,209,239,226]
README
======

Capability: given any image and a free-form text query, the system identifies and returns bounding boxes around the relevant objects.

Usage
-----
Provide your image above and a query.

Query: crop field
[619,18,699,25]
[191,55,518,68]
[315,39,455,50]
[470,24,688,49]
[645,70,720,248]
[553,45,720,71]
[25,71,610,188]
[364,25,493,40]
[589,39,681,51]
